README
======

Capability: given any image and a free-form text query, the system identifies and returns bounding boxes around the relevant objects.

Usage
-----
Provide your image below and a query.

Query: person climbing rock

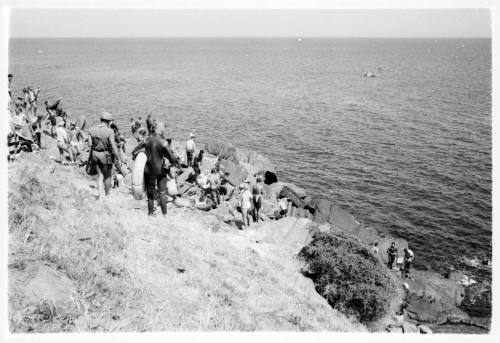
[207,168,221,208]
[88,112,123,200]
[131,122,181,216]
[387,242,398,270]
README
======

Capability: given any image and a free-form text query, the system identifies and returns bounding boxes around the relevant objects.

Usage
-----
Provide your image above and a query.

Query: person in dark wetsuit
[386,242,398,270]
[146,114,153,136]
[131,122,181,216]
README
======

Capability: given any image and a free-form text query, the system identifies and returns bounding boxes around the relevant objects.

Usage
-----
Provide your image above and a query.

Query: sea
[9,38,492,318]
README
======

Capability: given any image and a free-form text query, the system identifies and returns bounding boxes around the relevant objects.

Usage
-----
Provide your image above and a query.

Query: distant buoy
[297,37,302,43]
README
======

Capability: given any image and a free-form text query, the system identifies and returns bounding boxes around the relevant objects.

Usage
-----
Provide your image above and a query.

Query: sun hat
[190,132,195,138]
[70,120,76,126]
[100,112,113,121]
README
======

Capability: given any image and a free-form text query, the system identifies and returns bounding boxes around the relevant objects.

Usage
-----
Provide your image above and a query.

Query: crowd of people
[7,73,416,276]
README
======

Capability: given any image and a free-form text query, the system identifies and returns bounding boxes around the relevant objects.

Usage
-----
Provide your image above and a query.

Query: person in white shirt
[239,182,253,230]
[55,120,75,164]
[186,132,196,168]
[403,248,414,277]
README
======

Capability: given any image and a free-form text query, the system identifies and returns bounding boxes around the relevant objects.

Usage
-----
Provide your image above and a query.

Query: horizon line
[9,36,492,39]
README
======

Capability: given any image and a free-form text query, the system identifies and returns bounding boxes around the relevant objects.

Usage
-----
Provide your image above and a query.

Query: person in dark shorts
[253,176,264,222]
[131,122,181,216]
[88,112,123,200]
[387,242,398,270]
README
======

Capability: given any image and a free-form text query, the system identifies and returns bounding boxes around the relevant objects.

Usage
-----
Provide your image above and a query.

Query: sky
[9,9,491,38]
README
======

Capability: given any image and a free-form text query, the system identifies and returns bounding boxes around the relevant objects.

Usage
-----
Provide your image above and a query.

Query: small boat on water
[363,71,380,78]
[297,37,303,43]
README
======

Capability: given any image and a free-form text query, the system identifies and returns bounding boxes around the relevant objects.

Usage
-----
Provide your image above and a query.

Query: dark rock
[280,185,306,208]
[264,171,277,185]
[405,270,467,324]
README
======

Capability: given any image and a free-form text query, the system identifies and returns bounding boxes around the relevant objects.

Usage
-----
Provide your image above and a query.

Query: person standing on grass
[131,122,181,216]
[387,242,398,270]
[88,112,123,200]
[186,132,196,168]
[55,119,75,164]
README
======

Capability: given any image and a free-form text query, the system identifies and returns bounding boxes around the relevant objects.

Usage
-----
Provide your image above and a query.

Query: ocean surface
[9,38,492,317]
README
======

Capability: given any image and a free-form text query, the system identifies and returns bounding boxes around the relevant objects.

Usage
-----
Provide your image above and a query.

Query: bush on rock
[298,230,396,323]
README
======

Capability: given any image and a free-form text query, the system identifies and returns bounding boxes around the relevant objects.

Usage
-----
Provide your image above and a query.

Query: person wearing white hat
[87,112,123,200]
[186,132,196,168]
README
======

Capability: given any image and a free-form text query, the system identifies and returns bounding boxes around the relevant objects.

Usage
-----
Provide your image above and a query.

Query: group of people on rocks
[371,241,415,278]
[8,74,417,272]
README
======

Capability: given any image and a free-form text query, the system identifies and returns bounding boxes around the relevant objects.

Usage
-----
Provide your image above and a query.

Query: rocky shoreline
[166,139,491,333]
[8,129,491,333]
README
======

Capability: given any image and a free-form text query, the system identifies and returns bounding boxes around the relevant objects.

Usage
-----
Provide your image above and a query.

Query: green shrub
[298,230,396,323]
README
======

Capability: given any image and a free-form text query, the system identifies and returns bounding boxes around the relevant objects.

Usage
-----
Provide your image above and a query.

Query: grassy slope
[8,137,365,332]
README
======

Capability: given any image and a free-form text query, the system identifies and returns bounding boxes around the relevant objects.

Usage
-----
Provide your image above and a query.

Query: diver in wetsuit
[131,122,181,216]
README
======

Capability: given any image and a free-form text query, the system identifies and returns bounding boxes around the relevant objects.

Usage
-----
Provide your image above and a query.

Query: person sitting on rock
[278,197,288,219]
[239,181,253,230]
[403,247,414,277]
[387,242,398,270]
